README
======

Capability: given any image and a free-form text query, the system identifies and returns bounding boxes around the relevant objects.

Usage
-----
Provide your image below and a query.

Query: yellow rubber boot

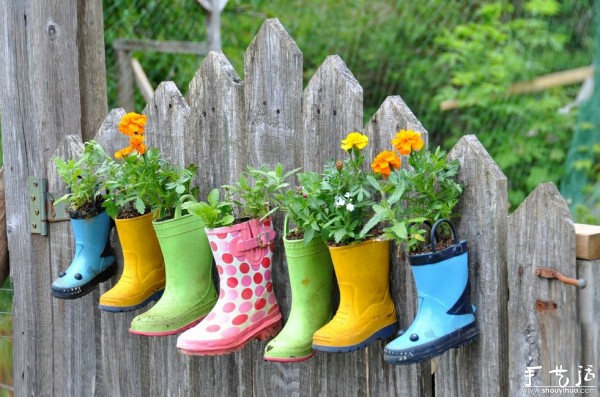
[312,239,397,352]
[99,213,165,312]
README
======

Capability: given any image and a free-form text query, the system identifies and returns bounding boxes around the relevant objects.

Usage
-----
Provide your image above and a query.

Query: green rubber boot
[263,220,334,362]
[129,213,217,336]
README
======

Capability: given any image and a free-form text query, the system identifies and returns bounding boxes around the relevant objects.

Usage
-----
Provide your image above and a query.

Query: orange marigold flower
[392,129,424,156]
[114,146,133,160]
[341,132,369,151]
[129,134,146,155]
[118,112,147,137]
[371,150,401,178]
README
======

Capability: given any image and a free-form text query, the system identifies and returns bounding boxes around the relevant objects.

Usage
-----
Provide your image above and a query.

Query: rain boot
[51,207,116,299]
[99,212,165,312]
[177,218,282,355]
[384,219,479,365]
[312,239,398,352]
[264,219,334,362]
[129,212,217,336]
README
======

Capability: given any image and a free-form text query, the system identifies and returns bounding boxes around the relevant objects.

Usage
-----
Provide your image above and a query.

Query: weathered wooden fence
[4,18,599,396]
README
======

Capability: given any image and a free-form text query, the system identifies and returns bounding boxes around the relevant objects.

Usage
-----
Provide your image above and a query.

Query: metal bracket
[535,267,586,289]
[28,176,70,236]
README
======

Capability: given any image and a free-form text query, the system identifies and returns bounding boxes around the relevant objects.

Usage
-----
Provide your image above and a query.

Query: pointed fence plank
[434,135,509,397]
[243,18,303,395]
[47,135,103,397]
[302,55,363,171]
[363,96,431,397]
[186,50,245,191]
[508,183,580,394]
[93,110,149,396]
[145,81,190,167]
[364,95,428,162]
[301,53,370,397]
[185,48,253,397]
[244,18,302,168]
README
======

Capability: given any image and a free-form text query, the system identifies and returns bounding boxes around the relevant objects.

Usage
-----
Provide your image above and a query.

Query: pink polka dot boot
[177,217,282,355]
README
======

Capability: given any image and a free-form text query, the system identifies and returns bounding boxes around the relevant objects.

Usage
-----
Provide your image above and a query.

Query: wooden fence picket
[507,183,580,396]
[437,134,510,397]
[363,96,432,397]
[302,55,363,172]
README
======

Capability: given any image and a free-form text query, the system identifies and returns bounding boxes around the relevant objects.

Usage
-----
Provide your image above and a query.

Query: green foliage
[182,189,235,228]
[361,147,462,253]
[572,143,600,223]
[297,143,376,246]
[53,141,110,211]
[102,148,198,219]
[104,0,594,211]
[223,163,298,220]
[434,0,580,208]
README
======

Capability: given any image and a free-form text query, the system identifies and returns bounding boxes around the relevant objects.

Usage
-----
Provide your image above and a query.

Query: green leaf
[391,222,408,240]
[135,198,146,215]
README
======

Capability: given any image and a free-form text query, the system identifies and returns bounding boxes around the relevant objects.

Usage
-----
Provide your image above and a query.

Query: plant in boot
[241,165,334,362]
[309,132,398,354]
[365,129,477,364]
[99,111,197,312]
[363,129,462,255]
[177,165,297,355]
[51,140,117,300]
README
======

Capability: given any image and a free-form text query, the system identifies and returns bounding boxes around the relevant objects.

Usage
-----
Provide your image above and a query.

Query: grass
[0,278,13,397]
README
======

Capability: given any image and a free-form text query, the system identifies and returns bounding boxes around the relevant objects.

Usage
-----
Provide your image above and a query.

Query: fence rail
[4,18,598,397]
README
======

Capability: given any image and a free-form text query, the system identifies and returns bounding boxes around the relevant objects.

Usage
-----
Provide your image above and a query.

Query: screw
[34,209,39,215]
[31,195,36,201]
[32,223,37,229]
[33,181,38,187]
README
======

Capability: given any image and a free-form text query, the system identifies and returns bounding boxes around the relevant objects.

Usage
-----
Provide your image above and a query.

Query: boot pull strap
[175,194,197,219]
[430,219,459,253]
[284,215,290,237]
[235,229,276,252]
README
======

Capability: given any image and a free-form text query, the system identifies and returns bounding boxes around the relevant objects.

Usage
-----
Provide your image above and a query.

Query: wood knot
[46,21,58,40]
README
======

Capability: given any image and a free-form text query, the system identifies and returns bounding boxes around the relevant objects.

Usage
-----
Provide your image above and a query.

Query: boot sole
[383,321,479,365]
[51,261,117,300]
[98,289,164,313]
[312,322,398,353]
[178,312,282,356]
[128,314,207,337]
[263,351,316,363]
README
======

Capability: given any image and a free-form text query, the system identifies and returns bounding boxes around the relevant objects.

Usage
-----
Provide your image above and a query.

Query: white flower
[344,192,351,198]
[346,203,355,212]
[334,196,346,208]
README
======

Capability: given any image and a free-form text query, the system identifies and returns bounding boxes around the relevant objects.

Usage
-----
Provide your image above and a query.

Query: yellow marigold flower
[371,150,401,178]
[129,134,146,155]
[114,146,133,159]
[118,112,147,137]
[392,129,424,156]
[341,132,369,151]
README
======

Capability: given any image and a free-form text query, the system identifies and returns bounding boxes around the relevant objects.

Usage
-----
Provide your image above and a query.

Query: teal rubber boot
[51,208,116,299]
[384,219,479,364]
[264,225,334,362]
[130,213,218,336]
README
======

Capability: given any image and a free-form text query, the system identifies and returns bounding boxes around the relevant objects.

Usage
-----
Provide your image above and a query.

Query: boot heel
[256,320,282,341]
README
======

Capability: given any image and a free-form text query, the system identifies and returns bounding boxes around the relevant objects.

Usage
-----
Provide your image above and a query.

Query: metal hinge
[28,176,70,236]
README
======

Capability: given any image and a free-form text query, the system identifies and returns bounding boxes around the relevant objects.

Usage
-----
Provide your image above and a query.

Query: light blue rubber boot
[51,208,116,299]
[384,219,478,365]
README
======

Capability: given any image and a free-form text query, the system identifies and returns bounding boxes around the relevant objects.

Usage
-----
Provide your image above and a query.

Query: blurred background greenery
[0,0,597,394]
[103,0,596,211]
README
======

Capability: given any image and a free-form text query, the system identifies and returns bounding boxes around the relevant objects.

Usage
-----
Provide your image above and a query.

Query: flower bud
[336,160,343,172]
